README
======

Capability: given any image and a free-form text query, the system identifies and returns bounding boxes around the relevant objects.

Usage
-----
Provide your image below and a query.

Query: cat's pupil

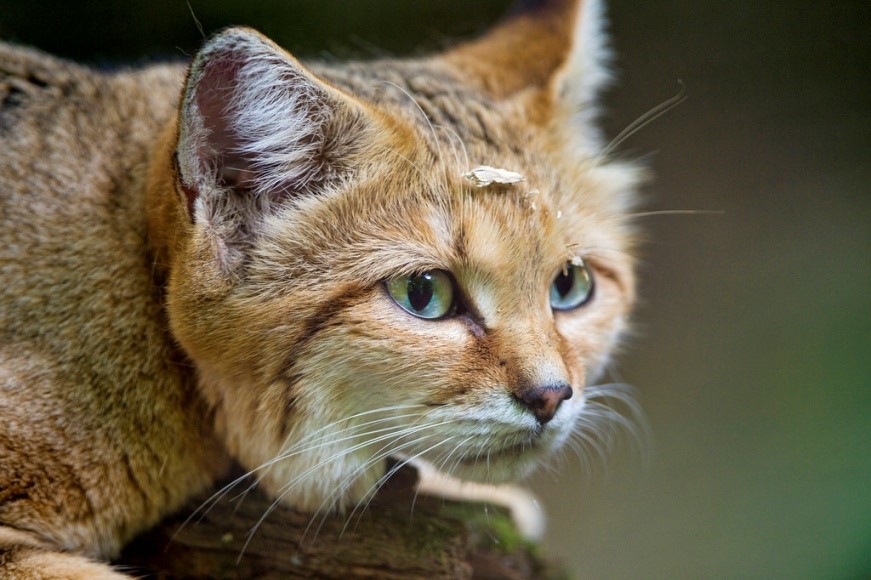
[554,269,574,298]
[407,274,434,311]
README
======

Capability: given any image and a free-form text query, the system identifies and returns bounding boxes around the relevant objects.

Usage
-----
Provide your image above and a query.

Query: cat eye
[550,259,594,311]
[386,270,455,319]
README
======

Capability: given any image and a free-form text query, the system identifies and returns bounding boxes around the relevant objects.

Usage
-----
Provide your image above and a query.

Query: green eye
[550,260,594,311]
[386,270,455,319]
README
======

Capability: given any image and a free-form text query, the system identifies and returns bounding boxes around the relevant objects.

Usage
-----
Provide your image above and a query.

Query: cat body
[0,0,639,576]
[0,47,227,569]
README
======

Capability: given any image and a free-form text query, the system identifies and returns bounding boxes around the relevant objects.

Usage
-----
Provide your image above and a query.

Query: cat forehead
[333,164,581,278]
[316,60,535,156]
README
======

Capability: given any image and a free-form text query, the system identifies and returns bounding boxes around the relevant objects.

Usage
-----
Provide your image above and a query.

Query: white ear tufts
[572,0,613,107]
[228,49,329,196]
[559,0,614,152]
[177,29,349,212]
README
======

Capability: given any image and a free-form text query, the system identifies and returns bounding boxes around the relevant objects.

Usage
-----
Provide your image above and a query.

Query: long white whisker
[436,123,470,169]
[237,425,419,561]
[176,405,427,539]
[408,434,475,519]
[342,436,457,537]
[273,421,446,505]
[174,473,255,541]
[238,419,457,558]
[305,423,455,542]
[227,412,428,503]
[272,412,426,464]
[279,404,429,452]
[558,381,653,480]
[393,150,432,181]
[379,80,444,162]
[625,209,724,219]
[599,81,687,159]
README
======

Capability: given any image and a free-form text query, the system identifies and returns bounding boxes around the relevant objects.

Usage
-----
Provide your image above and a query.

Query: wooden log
[116,464,565,579]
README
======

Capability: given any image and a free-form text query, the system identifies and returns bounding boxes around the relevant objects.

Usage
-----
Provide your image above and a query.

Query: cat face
[156,0,639,510]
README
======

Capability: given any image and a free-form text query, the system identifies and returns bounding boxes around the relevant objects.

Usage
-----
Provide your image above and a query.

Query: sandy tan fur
[0,0,639,575]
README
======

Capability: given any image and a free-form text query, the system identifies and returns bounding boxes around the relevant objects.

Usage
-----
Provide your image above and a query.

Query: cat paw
[0,545,132,579]
[412,458,545,541]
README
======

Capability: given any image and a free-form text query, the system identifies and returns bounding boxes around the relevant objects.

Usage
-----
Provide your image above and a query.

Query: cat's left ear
[442,0,611,146]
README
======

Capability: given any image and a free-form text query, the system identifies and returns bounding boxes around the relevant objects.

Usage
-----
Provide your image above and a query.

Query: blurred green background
[2,1,867,577]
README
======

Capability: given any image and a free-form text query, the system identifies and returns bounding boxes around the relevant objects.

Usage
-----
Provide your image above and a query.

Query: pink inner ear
[194,57,259,192]
[179,31,365,222]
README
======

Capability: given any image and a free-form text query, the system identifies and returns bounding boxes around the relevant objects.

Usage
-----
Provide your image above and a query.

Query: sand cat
[0,0,640,575]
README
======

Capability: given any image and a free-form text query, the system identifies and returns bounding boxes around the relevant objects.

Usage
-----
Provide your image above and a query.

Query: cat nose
[515,383,573,425]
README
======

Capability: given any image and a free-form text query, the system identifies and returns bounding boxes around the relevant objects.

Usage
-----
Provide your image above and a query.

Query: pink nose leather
[516,384,573,424]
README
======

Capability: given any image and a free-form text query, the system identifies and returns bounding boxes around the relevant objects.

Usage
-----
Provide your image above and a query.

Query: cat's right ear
[175,28,378,222]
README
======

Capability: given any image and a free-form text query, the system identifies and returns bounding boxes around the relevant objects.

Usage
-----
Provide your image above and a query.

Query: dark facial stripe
[273,283,370,440]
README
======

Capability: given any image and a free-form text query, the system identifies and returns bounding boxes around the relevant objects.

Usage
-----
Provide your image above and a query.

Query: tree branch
[117,465,564,579]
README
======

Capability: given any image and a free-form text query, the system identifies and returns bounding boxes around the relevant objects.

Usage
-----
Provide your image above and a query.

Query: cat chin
[425,435,558,485]
[446,455,541,485]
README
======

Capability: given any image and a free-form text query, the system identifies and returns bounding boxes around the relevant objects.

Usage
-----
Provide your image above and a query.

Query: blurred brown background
[1,1,867,577]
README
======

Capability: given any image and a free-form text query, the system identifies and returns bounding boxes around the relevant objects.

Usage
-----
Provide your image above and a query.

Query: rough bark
[117,465,564,579]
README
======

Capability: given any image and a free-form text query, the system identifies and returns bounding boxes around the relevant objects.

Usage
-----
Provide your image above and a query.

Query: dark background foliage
[1,1,867,577]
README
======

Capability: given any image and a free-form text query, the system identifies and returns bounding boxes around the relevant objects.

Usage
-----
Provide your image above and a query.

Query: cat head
[151,0,640,510]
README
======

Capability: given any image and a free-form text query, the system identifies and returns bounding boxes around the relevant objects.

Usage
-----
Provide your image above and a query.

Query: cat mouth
[457,437,540,465]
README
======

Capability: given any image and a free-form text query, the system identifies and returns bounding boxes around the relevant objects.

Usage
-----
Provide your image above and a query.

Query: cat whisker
[176,405,429,537]
[239,408,428,491]
[571,382,652,471]
[565,244,638,264]
[598,81,687,160]
[290,419,460,546]
[406,434,476,519]
[570,420,611,472]
[442,444,466,484]
[625,209,724,219]
[185,1,206,41]
[340,436,458,538]
[271,422,443,497]
[586,383,649,432]
[237,419,458,558]
[392,150,433,182]
[239,425,425,558]
[379,80,445,163]
[302,431,442,541]
[562,435,587,473]
[173,471,255,542]
[435,123,470,170]
[227,414,427,505]
[550,440,581,481]
[271,412,428,465]
[299,434,428,544]
[273,402,429,457]
[434,434,475,475]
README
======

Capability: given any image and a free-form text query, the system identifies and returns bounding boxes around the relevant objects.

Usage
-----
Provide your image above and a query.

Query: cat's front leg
[411,459,545,541]
[0,527,131,579]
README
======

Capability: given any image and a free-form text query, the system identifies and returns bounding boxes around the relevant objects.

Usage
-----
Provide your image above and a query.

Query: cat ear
[176,27,372,220]
[443,0,611,145]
